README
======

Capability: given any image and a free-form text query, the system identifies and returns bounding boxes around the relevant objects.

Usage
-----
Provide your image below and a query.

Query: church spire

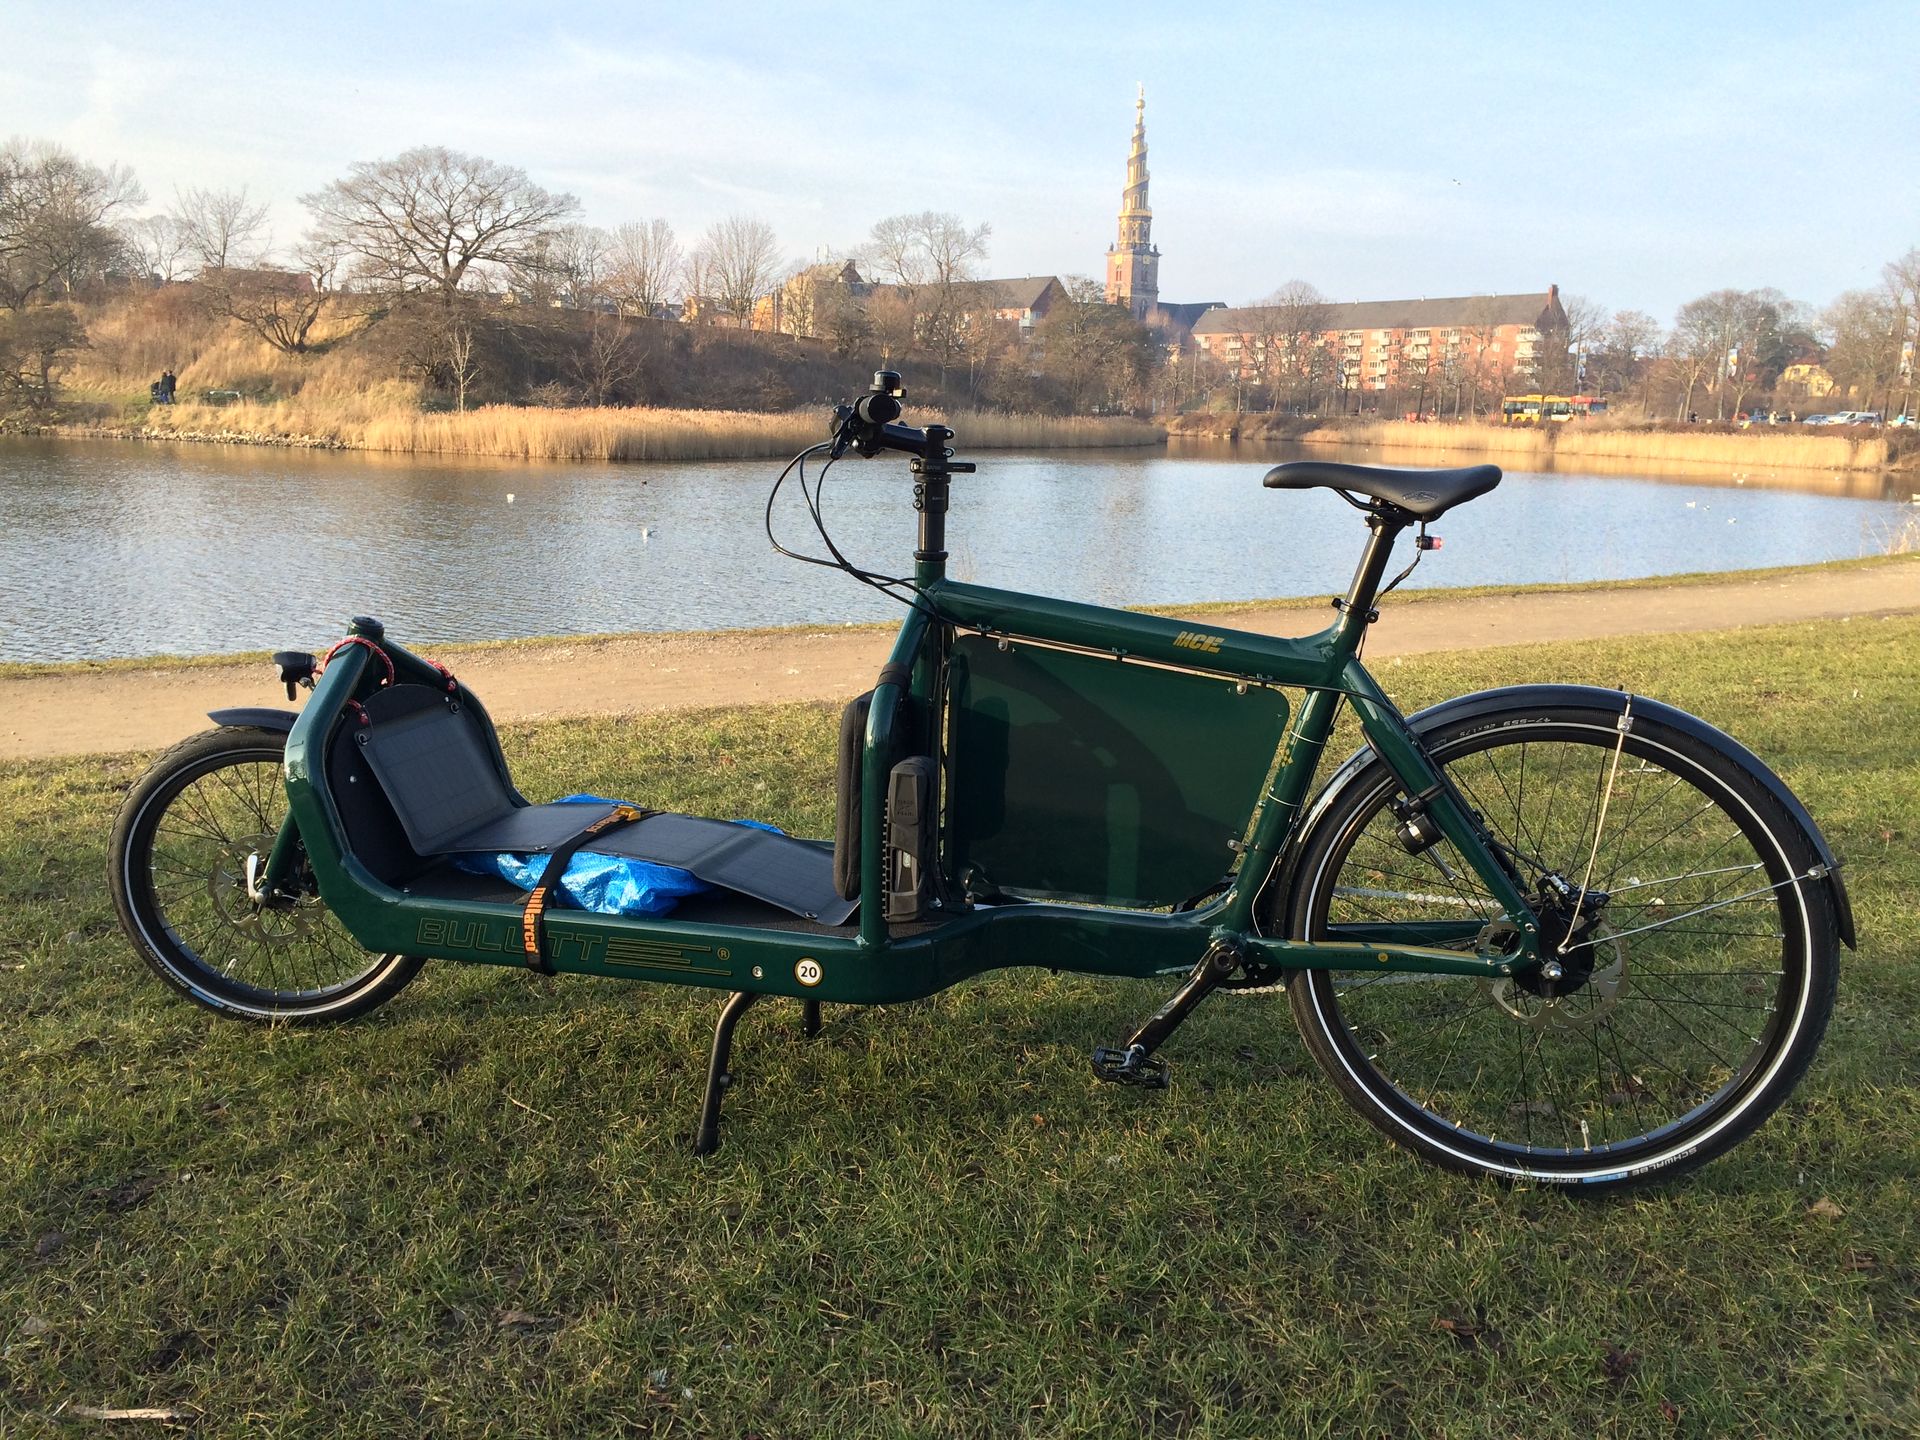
[1105,85,1160,320]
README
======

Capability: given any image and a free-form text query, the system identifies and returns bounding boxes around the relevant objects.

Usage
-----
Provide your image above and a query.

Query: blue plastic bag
[452,795,780,917]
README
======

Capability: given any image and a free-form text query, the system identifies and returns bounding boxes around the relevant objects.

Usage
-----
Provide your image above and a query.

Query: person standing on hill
[159,369,177,404]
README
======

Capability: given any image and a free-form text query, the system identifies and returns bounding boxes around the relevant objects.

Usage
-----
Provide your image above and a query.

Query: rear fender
[1282,683,1855,948]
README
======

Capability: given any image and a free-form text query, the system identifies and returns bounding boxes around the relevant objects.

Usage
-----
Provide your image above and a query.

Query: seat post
[1335,510,1409,644]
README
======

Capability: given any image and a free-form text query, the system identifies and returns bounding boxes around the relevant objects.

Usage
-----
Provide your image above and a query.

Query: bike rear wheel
[110,725,423,1023]
[1284,699,1838,1190]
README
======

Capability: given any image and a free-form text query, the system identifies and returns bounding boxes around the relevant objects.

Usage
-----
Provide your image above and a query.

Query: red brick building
[1191,287,1570,412]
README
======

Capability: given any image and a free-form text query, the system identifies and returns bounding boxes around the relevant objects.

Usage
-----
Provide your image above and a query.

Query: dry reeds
[1296,420,1890,473]
[156,381,427,444]
[360,406,824,461]
[930,410,1164,450]
[234,403,1164,462]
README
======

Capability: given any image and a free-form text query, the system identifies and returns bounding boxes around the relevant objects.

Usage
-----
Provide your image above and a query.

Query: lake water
[1,435,1912,663]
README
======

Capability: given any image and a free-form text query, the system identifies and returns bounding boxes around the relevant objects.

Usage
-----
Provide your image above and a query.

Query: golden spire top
[1122,86,1150,217]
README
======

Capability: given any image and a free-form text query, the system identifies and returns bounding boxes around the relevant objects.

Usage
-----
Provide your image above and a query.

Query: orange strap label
[521,805,646,960]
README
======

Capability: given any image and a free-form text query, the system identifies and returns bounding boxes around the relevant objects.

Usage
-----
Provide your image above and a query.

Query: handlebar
[816,370,973,566]
[829,369,970,466]
[850,391,902,428]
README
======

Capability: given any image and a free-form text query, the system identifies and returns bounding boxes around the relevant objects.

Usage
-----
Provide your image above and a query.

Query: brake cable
[1376,520,1437,603]
[764,437,954,622]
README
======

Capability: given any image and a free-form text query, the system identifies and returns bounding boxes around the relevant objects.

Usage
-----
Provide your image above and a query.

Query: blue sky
[6,1,1913,321]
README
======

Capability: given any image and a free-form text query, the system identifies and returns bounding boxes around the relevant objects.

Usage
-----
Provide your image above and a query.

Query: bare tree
[569,313,639,405]
[1670,288,1800,419]
[118,214,192,283]
[1259,280,1332,411]
[190,224,353,357]
[1885,247,1920,418]
[1234,304,1286,411]
[0,138,145,309]
[1727,289,1807,418]
[301,146,578,307]
[679,242,715,324]
[699,215,781,327]
[446,311,479,411]
[865,211,991,295]
[605,219,681,318]
[506,223,611,309]
[864,285,917,361]
[297,231,351,293]
[1539,292,1606,392]
[201,262,329,354]
[1035,275,1157,413]
[1453,298,1511,418]
[862,211,992,376]
[0,303,88,408]
[1589,308,1659,403]
[558,224,611,308]
[1823,287,1906,413]
[1669,292,1742,418]
[819,280,871,357]
[172,185,269,273]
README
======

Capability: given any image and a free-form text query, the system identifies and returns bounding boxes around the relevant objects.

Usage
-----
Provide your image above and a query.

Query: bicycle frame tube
[278,521,1540,998]
[921,577,1538,968]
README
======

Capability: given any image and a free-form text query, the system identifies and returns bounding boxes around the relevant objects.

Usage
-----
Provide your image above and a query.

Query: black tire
[1283,699,1838,1191]
[109,725,423,1023]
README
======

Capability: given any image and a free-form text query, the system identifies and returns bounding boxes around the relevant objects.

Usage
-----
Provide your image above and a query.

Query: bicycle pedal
[1090,1045,1169,1089]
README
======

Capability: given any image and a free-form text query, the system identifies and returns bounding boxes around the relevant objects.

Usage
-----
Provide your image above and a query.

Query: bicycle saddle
[1262,460,1502,520]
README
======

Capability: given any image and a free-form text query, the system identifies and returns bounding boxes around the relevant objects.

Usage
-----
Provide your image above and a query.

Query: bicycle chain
[1221,976,1289,998]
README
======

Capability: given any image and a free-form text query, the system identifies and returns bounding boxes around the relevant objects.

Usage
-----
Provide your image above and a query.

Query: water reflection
[1171,434,1911,499]
[1,436,1909,662]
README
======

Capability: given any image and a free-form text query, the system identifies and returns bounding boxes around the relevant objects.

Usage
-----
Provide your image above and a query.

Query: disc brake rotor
[1482,924,1627,1031]
[204,836,322,945]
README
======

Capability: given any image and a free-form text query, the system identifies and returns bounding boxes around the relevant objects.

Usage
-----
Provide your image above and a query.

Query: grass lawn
[2,616,1917,1437]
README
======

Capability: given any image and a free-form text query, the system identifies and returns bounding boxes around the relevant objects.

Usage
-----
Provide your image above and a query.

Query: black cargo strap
[521,805,656,973]
[876,662,912,689]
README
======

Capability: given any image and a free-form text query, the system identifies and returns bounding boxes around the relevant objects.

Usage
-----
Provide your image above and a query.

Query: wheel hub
[1513,879,1612,998]
[205,837,321,945]
[1483,924,1627,1031]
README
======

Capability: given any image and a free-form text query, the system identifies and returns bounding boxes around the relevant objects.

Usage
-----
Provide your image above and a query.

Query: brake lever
[273,650,318,702]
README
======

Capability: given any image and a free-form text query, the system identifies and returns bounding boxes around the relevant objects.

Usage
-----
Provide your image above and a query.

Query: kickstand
[694,991,759,1156]
[801,999,823,1038]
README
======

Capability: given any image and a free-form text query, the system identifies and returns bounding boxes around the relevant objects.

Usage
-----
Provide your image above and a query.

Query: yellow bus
[1501,394,1608,425]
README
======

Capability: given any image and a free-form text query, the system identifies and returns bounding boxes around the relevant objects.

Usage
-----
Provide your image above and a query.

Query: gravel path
[5,561,1916,760]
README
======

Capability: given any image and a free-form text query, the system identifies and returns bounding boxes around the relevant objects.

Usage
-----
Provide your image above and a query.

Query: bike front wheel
[110,725,423,1023]
[1284,697,1838,1190]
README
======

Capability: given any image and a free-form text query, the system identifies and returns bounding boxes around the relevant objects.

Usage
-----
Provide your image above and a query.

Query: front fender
[207,707,300,733]
[1289,683,1855,948]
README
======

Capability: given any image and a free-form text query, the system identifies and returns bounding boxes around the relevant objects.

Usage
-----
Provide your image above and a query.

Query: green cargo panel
[946,635,1289,908]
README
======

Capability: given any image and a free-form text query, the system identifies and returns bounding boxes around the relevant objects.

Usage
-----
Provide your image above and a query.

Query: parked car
[1802,414,1834,425]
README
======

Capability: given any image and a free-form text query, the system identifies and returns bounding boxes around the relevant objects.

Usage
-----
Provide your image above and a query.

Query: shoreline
[9,408,1910,471]
[6,556,1916,760]
[1165,413,1909,474]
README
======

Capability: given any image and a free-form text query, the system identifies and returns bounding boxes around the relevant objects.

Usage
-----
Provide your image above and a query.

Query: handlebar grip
[853,392,902,427]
